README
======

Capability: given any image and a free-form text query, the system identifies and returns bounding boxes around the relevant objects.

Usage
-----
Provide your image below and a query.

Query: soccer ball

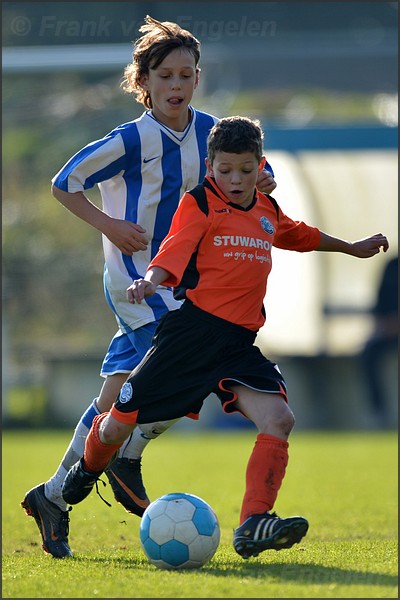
[139,492,220,570]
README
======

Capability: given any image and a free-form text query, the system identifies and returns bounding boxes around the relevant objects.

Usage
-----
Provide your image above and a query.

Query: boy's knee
[99,416,131,444]
[283,409,295,435]
[263,403,295,437]
[274,406,294,432]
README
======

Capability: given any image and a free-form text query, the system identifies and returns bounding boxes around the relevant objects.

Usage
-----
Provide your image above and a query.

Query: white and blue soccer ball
[139,492,220,570]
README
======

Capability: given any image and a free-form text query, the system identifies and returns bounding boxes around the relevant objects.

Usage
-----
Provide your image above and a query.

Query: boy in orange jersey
[62,116,389,559]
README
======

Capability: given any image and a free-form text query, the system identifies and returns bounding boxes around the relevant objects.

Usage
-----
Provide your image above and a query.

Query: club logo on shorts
[119,382,133,403]
[260,216,274,235]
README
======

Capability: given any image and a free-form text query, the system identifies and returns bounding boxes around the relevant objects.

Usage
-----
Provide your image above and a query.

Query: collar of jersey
[145,106,195,143]
[204,176,258,212]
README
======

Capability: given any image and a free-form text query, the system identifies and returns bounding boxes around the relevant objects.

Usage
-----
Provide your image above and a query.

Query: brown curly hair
[121,15,201,109]
[207,116,264,164]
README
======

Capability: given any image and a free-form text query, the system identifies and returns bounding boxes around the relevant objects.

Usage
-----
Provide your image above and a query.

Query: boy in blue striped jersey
[21,15,276,558]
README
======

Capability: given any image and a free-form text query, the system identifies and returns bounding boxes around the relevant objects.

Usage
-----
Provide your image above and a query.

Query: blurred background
[2,2,398,431]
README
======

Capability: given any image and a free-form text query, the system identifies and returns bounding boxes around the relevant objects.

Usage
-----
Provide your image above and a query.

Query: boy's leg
[105,416,180,515]
[21,375,178,558]
[100,328,180,513]
[20,373,125,559]
[96,376,178,514]
[21,326,180,557]
[42,374,127,511]
[62,351,185,509]
[240,432,289,522]
[62,413,135,506]
[234,388,293,521]
[230,387,309,558]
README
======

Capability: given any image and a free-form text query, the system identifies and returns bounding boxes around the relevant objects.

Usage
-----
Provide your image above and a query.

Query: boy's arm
[127,267,170,304]
[51,184,148,255]
[317,231,389,258]
[126,191,210,305]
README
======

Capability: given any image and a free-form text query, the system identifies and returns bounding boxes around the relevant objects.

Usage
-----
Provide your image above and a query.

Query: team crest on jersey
[119,382,133,403]
[260,216,274,234]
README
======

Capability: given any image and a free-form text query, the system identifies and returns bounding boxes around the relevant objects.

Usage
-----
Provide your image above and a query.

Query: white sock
[118,419,180,460]
[44,399,101,510]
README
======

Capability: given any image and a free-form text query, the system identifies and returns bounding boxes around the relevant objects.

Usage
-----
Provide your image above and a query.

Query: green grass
[2,429,398,598]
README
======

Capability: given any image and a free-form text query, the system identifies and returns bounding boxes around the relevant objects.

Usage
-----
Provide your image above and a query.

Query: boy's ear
[139,74,149,90]
[194,68,201,89]
[205,158,214,176]
[259,156,267,171]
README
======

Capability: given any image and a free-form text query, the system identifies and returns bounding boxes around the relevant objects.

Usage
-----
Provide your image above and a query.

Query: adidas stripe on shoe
[233,511,309,559]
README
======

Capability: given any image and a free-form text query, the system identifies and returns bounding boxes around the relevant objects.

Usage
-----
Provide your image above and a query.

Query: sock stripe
[81,398,101,429]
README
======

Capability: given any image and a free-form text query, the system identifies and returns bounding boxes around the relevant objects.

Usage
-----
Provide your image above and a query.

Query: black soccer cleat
[21,483,72,559]
[61,458,107,506]
[105,457,150,517]
[233,511,309,559]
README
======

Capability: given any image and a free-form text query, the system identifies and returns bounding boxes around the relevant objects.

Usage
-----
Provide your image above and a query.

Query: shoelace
[94,478,112,507]
[58,506,72,539]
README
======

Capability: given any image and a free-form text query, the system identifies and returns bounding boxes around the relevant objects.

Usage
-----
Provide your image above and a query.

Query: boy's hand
[127,279,157,304]
[350,233,389,258]
[256,169,277,194]
[103,218,148,255]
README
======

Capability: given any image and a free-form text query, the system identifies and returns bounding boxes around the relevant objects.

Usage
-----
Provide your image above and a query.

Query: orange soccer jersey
[149,176,320,331]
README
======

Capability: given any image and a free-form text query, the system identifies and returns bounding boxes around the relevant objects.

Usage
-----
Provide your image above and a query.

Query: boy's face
[140,48,199,130]
[206,152,265,208]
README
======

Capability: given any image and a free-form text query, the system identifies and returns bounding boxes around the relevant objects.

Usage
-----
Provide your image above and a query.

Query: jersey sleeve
[148,192,209,287]
[51,131,128,193]
[273,208,321,252]
[264,160,274,177]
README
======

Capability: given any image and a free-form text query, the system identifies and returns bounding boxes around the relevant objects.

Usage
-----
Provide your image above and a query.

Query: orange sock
[83,413,123,473]
[239,433,289,524]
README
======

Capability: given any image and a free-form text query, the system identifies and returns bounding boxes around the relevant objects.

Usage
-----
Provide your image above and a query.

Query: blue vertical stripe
[145,132,184,322]
[121,125,143,279]
[195,111,217,181]
[81,400,100,428]
[120,126,179,323]
[151,131,182,258]
[121,124,143,225]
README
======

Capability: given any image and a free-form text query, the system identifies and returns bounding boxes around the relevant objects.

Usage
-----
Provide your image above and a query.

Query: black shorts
[113,301,287,425]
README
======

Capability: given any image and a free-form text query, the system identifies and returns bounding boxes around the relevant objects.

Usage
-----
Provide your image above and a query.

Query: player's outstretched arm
[317,232,389,258]
[51,184,148,255]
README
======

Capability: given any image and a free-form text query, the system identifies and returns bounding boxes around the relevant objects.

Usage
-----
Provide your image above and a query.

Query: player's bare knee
[281,409,295,435]
[100,417,131,445]
[264,404,295,436]
[275,415,295,436]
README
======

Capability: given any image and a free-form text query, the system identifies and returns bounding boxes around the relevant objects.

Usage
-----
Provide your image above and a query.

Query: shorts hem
[110,404,139,425]
[218,377,288,416]
[100,370,132,378]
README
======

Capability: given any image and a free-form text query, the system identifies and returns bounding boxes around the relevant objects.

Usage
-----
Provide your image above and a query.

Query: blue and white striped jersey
[52,107,218,334]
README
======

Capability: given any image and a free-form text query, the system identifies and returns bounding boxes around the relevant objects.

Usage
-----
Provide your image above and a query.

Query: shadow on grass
[73,555,396,587]
[208,560,397,587]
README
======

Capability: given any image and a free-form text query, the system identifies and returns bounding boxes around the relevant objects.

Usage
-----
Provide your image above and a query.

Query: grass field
[2,429,398,598]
